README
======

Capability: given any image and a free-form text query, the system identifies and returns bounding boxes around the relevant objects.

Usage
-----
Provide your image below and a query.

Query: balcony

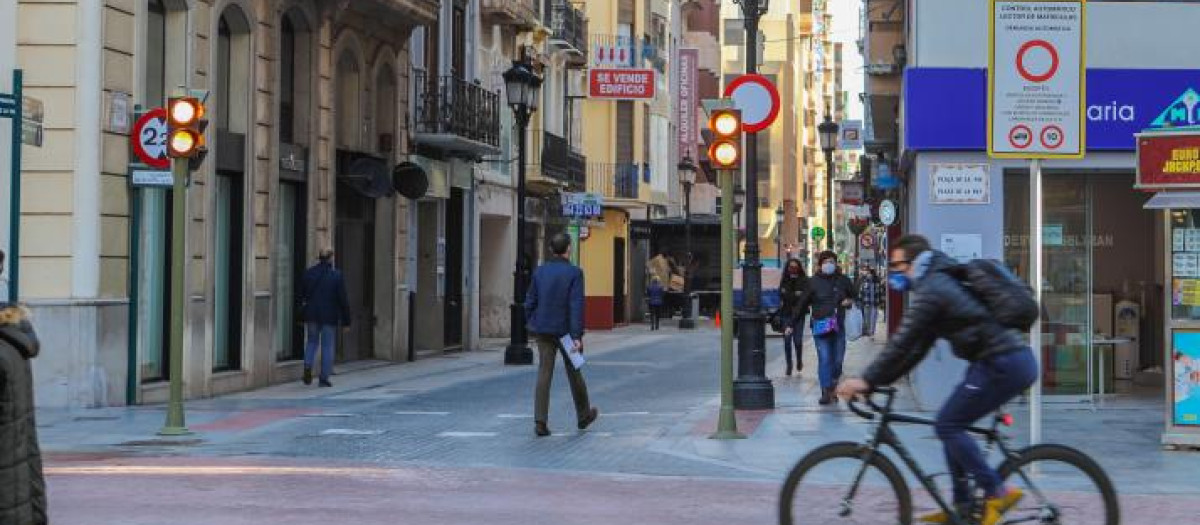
[587,163,641,204]
[540,131,586,191]
[546,0,588,66]
[481,0,541,30]
[412,71,501,158]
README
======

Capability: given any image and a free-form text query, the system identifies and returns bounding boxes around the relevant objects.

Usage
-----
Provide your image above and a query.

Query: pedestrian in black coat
[0,305,46,525]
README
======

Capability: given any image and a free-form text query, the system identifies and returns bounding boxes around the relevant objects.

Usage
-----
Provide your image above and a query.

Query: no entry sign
[589,69,656,100]
[988,0,1085,158]
[723,74,780,134]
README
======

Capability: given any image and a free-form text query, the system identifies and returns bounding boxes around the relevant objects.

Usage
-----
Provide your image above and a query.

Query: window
[725,19,745,46]
[217,17,232,130]
[146,0,166,107]
[336,50,362,149]
[280,16,296,144]
[452,4,466,79]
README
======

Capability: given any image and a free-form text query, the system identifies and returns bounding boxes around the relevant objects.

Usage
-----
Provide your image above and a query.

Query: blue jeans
[861,306,878,336]
[936,348,1039,503]
[812,331,846,389]
[304,323,337,381]
[781,315,805,370]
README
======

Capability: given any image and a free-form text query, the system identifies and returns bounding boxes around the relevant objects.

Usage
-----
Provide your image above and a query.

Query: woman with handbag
[800,251,856,405]
[778,259,809,377]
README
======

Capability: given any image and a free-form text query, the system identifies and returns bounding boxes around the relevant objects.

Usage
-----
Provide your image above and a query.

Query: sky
[830,0,866,122]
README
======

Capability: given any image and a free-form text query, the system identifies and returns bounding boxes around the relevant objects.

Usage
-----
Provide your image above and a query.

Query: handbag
[812,316,839,336]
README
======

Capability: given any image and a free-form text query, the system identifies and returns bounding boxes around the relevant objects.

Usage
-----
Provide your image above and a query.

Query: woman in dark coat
[0,305,47,525]
[799,251,857,405]
[778,259,809,376]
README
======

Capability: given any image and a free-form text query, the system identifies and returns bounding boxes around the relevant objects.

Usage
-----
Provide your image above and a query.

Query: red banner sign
[1137,133,1200,190]
[589,68,656,100]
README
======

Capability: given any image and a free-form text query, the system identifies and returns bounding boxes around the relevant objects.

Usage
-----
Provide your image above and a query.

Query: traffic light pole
[712,167,743,440]
[159,153,189,436]
[733,0,774,410]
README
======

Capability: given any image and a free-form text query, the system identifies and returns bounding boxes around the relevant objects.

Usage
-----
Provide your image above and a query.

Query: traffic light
[166,96,208,169]
[707,108,741,170]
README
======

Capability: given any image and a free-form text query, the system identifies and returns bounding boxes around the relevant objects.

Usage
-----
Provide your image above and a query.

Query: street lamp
[818,113,839,252]
[503,59,543,366]
[731,0,774,409]
[678,155,698,330]
[775,205,784,266]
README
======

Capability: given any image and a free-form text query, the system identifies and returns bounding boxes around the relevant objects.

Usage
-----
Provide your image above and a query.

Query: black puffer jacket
[800,271,856,327]
[0,306,46,525]
[778,272,809,320]
[862,251,1027,387]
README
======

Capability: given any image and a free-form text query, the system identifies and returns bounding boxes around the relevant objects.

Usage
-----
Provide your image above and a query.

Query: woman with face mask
[778,259,809,377]
[799,251,857,404]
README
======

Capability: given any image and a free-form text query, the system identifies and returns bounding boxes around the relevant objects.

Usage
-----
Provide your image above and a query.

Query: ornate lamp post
[731,0,774,409]
[818,114,840,252]
[503,59,543,365]
[678,155,698,329]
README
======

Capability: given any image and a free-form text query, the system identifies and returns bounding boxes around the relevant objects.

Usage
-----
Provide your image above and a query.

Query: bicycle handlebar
[845,386,897,420]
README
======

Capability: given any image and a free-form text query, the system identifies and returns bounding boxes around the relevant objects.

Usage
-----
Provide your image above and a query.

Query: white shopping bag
[844,306,864,342]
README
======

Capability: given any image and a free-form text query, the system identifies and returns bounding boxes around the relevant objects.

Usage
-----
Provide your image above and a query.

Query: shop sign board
[677,49,699,161]
[1136,132,1200,190]
[930,163,990,204]
[988,0,1086,158]
[562,192,604,217]
[589,69,656,100]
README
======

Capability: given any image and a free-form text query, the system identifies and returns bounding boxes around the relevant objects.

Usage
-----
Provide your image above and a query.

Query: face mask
[788,266,800,276]
[821,262,836,275]
[888,271,911,292]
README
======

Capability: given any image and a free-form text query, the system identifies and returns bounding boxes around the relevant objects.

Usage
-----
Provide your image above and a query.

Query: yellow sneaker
[916,510,950,524]
[980,488,1024,525]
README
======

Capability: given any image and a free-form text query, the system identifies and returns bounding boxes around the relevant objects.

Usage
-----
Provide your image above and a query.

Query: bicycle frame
[845,390,1048,525]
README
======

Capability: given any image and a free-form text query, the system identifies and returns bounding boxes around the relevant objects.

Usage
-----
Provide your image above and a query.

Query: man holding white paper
[526,233,598,437]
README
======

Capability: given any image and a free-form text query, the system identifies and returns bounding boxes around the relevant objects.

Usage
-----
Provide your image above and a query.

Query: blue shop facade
[900,67,1200,446]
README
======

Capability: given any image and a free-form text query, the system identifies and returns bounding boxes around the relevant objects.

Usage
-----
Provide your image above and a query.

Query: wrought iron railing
[546,0,587,56]
[587,162,640,200]
[540,131,586,190]
[413,71,501,148]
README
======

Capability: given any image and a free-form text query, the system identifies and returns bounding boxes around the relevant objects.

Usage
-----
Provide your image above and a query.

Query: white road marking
[320,429,384,436]
[393,411,451,416]
[438,431,498,438]
[496,414,531,419]
[301,413,358,418]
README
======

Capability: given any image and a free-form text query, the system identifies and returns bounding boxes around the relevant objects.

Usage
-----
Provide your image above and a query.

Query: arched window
[375,63,396,155]
[336,49,362,149]
[213,4,253,372]
[280,9,313,146]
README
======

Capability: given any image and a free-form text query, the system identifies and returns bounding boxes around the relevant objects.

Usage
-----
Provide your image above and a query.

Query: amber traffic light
[166,97,208,165]
[707,109,742,170]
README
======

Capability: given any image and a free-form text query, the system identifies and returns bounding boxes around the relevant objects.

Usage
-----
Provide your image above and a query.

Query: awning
[1142,191,1200,209]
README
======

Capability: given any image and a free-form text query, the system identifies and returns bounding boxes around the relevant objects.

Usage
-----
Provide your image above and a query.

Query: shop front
[902,67,1200,445]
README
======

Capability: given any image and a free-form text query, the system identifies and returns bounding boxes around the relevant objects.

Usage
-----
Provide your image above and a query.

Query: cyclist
[836,234,1038,525]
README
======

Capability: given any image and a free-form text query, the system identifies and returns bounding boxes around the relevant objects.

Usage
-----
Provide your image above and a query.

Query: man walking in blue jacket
[299,248,351,387]
[526,233,598,437]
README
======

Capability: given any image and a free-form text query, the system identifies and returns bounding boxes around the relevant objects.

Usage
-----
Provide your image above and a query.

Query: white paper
[1187,229,1200,252]
[561,335,585,369]
[1174,253,1200,278]
[941,234,983,263]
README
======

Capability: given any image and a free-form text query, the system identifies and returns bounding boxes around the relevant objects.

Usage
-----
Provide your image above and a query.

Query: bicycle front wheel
[779,442,913,525]
[997,444,1120,525]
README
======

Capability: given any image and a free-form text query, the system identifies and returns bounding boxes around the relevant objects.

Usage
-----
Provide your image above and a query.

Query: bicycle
[778,386,1119,525]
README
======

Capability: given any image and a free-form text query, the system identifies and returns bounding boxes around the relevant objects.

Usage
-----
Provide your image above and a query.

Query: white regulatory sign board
[931,163,991,204]
[988,0,1085,158]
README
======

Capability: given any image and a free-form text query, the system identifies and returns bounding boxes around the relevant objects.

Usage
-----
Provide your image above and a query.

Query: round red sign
[131,108,170,169]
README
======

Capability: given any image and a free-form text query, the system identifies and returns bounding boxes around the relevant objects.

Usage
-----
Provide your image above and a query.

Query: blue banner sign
[906,68,1200,151]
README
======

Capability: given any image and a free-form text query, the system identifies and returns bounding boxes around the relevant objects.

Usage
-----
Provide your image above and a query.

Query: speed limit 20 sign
[132,107,170,169]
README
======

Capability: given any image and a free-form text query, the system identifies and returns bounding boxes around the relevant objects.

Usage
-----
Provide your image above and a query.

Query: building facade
[3,0,471,408]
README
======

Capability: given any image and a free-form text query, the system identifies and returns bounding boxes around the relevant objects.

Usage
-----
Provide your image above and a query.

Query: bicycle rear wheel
[996,444,1119,525]
[779,442,913,525]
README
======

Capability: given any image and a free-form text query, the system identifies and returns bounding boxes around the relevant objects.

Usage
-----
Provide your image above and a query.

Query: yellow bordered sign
[988,0,1087,159]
